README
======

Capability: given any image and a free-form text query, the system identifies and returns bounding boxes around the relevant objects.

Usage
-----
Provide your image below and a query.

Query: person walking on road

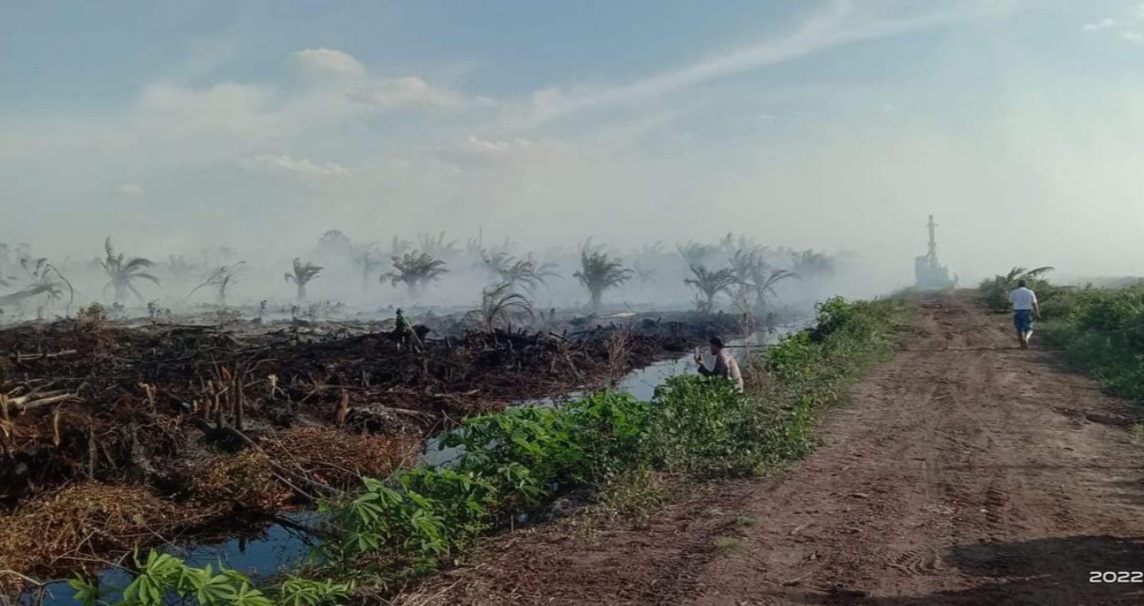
[1011,279,1040,349]
[695,336,745,392]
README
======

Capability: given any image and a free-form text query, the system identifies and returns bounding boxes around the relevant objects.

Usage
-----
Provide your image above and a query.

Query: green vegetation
[980,266,1055,313]
[1028,279,1144,402]
[70,296,909,605]
[713,536,744,553]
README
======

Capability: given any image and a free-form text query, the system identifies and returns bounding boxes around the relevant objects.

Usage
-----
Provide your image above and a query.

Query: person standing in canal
[695,336,744,392]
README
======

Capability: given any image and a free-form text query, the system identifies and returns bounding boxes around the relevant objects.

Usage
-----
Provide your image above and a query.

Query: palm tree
[0,284,56,307]
[101,238,161,303]
[386,251,449,296]
[481,250,558,292]
[792,249,835,278]
[284,258,323,301]
[352,245,386,292]
[19,256,74,312]
[720,233,761,256]
[1005,266,1054,283]
[574,249,633,311]
[166,255,198,281]
[750,268,799,309]
[389,236,413,258]
[187,262,245,307]
[632,260,658,285]
[317,229,352,255]
[684,264,738,313]
[676,240,719,267]
[417,232,460,262]
[729,248,766,284]
[466,282,534,333]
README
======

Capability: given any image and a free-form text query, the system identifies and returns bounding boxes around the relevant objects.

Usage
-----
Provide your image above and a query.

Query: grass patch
[713,536,744,553]
[1027,280,1144,403]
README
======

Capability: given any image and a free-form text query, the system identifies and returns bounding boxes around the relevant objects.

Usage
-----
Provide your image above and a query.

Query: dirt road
[403,294,1144,605]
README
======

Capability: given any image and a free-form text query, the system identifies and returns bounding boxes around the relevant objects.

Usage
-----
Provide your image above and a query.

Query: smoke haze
[3,0,1142,307]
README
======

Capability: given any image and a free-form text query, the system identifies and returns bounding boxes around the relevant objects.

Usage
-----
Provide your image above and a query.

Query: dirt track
[405,293,1144,605]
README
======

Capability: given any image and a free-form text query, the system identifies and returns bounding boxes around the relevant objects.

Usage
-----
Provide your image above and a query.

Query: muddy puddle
[22,332,785,605]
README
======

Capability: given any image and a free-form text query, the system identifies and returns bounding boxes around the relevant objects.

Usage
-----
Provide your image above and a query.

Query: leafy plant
[676,240,719,267]
[684,264,737,313]
[284,258,323,301]
[386,251,449,297]
[13,255,74,314]
[276,577,354,606]
[417,232,460,261]
[792,249,835,277]
[573,249,633,311]
[480,251,558,292]
[980,266,1055,312]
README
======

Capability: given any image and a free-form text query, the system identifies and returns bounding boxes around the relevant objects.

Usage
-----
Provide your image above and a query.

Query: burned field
[0,309,736,587]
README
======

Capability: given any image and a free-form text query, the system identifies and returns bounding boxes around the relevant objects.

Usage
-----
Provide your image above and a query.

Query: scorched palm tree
[466,282,534,332]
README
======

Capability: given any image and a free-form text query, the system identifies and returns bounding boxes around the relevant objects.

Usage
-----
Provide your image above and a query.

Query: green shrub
[1037,282,1144,402]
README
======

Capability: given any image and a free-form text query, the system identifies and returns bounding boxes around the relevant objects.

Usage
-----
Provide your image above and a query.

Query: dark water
[27,334,782,605]
[26,512,319,605]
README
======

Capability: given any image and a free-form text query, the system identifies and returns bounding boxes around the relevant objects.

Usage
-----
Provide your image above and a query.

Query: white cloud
[1123,31,1144,43]
[508,1,1006,127]
[348,76,478,108]
[436,135,577,167]
[1082,18,1117,32]
[292,48,366,77]
[241,154,353,180]
[463,136,534,153]
[117,183,144,196]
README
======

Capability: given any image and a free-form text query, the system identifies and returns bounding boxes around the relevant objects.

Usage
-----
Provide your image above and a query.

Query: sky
[3,0,1144,287]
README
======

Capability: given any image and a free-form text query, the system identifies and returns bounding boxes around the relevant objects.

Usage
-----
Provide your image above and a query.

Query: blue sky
[4,0,1144,283]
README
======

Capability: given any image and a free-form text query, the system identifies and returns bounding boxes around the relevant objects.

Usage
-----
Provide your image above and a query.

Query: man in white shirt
[1010,279,1040,349]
